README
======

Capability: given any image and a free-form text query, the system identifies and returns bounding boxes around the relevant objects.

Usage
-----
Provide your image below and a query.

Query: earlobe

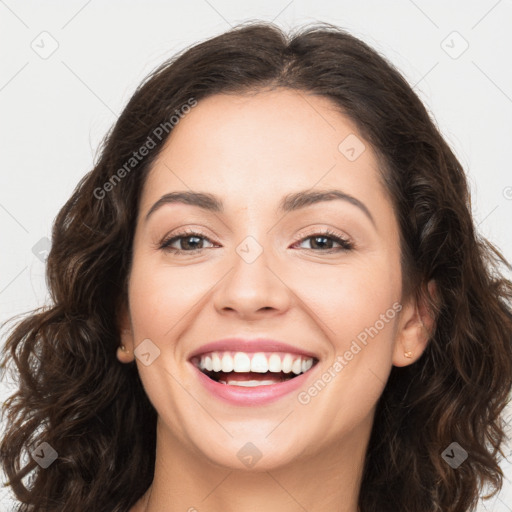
[392,279,437,367]
[117,337,135,364]
[116,329,134,363]
[116,302,136,364]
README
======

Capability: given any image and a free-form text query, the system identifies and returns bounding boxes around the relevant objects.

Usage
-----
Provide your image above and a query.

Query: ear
[116,299,135,364]
[392,280,437,367]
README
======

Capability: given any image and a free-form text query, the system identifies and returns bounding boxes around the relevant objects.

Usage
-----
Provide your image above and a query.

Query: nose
[212,239,292,320]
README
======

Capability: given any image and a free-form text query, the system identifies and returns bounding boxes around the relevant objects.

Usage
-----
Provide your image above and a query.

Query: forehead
[141,89,387,216]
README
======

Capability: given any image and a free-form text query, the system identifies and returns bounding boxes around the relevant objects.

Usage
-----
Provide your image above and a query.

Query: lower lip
[191,364,317,406]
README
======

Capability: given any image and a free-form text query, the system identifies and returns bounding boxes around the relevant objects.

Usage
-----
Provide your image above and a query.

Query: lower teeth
[220,379,277,387]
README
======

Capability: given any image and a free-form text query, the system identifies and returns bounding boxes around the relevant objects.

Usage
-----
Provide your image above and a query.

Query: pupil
[183,236,201,250]
[311,236,331,249]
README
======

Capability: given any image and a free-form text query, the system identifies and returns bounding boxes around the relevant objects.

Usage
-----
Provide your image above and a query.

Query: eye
[291,229,354,252]
[158,228,354,255]
[159,229,216,254]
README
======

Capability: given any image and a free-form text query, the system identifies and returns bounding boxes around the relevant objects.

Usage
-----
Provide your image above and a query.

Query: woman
[1,21,511,512]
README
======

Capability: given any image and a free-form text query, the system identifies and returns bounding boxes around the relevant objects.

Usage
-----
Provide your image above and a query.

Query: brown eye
[292,230,354,252]
[159,230,215,254]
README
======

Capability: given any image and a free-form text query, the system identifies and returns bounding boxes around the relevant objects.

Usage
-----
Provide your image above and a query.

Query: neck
[134,417,371,512]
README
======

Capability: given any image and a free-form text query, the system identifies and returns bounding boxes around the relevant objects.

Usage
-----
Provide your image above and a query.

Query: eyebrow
[144,188,376,227]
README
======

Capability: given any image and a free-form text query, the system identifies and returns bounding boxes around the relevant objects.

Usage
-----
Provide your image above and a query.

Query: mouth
[190,351,319,387]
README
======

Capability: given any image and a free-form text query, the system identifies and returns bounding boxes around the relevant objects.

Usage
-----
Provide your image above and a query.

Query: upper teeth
[193,351,314,375]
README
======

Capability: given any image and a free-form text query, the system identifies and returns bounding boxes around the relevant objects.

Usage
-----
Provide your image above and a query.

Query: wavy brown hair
[1,21,512,512]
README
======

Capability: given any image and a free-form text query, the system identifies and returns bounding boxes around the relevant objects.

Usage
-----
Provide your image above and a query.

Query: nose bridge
[213,224,290,316]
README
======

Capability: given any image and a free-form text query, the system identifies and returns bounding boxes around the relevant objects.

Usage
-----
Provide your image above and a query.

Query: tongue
[215,371,291,383]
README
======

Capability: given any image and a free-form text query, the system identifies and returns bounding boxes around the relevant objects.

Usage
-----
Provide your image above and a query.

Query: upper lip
[188,337,319,360]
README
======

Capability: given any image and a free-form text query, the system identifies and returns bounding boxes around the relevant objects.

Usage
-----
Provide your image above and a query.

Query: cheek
[296,258,401,344]
[128,259,209,339]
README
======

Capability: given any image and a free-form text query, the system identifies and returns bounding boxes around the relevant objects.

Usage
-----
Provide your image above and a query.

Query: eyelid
[291,225,354,247]
[157,227,214,250]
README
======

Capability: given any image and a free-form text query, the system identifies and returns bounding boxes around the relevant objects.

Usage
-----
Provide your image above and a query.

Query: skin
[117,88,434,512]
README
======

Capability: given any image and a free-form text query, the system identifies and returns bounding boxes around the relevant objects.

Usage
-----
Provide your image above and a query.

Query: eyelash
[158,228,354,254]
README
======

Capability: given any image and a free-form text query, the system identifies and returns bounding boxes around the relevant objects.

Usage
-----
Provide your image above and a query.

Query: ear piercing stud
[120,345,129,353]
[404,351,413,358]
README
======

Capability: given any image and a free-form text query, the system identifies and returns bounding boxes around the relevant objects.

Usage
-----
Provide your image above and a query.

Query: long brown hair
[2,21,511,512]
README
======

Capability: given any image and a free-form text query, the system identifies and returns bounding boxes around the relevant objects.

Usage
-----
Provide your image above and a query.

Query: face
[118,88,429,472]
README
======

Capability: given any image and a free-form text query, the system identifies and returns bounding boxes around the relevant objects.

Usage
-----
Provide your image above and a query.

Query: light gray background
[1,0,511,510]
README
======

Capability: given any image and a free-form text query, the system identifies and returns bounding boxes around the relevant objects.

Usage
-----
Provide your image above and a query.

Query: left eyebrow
[144,188,375,228]
[278,189,376,227]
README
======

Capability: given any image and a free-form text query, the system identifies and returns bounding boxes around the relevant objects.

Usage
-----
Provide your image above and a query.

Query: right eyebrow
[145,191,223,223]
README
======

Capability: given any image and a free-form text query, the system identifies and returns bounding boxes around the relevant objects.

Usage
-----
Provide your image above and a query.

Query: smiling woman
[1,21,512,512]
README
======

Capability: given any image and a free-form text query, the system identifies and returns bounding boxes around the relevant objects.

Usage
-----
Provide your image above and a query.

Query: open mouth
[190,351,319,387]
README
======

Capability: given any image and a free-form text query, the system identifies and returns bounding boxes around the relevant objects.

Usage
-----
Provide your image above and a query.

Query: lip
[188,337,320,406]
[188,337,319,359]
[191,361,318,406]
